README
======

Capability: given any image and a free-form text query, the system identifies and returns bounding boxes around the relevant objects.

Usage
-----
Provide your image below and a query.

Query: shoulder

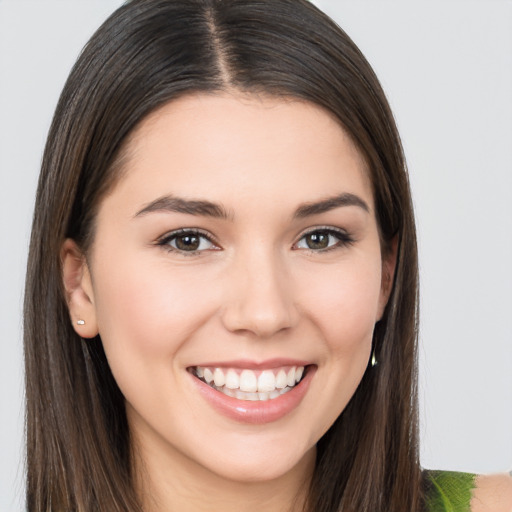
[471,473,512,512]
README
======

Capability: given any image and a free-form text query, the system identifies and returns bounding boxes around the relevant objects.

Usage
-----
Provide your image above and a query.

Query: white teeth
[225,369,239,389]
[286,367,296,387]
[223,387,235,398]
[257,370,276,392]
[193,365,306,401]
[275,369,287,389]
[214,384,292,401]
[203,368,214,384]
[235,389,258,401]
[239,369,258,392]
[213,368,225,387]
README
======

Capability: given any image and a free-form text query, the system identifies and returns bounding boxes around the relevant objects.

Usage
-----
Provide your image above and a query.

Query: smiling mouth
[189,365,307,401]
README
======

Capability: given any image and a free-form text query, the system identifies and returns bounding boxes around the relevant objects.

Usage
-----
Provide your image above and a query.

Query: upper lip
[188,358,312,370]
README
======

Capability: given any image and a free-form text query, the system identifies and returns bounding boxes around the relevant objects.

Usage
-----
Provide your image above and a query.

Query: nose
[220,248,299,338]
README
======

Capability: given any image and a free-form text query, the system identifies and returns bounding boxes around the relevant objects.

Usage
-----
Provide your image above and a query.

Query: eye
[294,228,353,251]
[157,229,218,253]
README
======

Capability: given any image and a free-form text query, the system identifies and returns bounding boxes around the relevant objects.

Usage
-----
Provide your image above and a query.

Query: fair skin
[61,93,512,511]
[472,474,512,512]
[62,93,393,511]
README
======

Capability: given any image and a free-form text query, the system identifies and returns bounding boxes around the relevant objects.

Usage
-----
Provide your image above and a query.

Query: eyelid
[156,228,221,253]
[293,225,355,251]
[154,225,353,254]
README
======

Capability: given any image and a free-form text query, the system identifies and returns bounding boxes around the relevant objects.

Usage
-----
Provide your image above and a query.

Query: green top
[424,470,476,512]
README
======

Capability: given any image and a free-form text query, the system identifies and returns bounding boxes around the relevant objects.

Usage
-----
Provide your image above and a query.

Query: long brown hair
[24,0,421,510]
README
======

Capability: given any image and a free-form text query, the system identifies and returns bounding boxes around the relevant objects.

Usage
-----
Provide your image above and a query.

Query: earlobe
[61,239,99,338]
[377,235,398,320]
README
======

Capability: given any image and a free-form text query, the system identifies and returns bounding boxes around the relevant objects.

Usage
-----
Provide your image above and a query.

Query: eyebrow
[134,192,369,220]
[294,193,370,218]
[135,195,231,219]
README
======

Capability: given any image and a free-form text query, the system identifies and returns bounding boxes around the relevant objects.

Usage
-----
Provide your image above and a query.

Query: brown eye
[159,230,217,253]
[295,228,353,251]
[304,231,330,250]
[174,234,201,251]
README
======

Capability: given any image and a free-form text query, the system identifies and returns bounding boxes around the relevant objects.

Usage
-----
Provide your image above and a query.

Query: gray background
[1,1,511,509]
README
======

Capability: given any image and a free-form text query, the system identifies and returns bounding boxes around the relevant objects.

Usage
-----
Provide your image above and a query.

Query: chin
[199,444,316,484]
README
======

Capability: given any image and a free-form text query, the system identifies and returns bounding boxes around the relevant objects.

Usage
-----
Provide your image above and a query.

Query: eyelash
[156,226,354,255]
[156,228,219,256]
[294,226,355,253]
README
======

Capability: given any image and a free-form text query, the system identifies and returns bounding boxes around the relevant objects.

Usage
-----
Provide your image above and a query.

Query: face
[63,94,394,486]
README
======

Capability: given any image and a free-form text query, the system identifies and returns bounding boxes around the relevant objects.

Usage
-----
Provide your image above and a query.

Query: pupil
[176,235,199,251]
[307,232,329,249]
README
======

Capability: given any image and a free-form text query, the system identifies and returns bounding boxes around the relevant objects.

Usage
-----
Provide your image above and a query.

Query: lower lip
[191,366,315,424]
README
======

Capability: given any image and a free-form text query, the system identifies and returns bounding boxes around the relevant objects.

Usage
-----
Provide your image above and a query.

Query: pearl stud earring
[77,319,85,326]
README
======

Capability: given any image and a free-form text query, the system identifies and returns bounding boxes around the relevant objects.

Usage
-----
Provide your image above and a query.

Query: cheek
[90,253,219,367]
[298,258,383,353]
[300,261,382,427]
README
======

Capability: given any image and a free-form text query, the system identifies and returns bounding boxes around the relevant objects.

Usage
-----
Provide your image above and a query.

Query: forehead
[104,93,374,215]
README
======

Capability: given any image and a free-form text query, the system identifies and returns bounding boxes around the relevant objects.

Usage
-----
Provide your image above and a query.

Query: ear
[377,235,398,320]
[61,239,99,338]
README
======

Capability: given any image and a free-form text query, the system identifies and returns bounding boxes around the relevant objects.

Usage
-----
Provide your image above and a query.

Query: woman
[23,0,511,510]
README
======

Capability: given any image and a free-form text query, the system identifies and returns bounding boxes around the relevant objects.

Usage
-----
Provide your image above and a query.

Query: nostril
[221,307,298,338]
